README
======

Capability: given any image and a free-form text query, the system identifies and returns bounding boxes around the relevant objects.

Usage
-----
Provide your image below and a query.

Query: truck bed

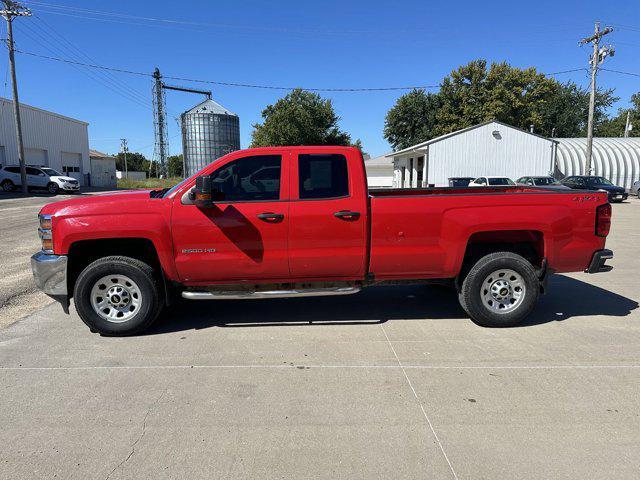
[367,186,608,280]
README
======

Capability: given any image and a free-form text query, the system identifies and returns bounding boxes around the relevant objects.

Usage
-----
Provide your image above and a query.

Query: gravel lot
[1,196,639,479]
[0,191,114,326]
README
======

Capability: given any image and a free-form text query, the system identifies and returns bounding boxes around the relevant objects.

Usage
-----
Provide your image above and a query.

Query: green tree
[113,151,150,172]
[167,154,184,178]
[384,60,618,147]
[597,92,640,137]
[351,138,368,158]
[251,89,351,147]
[384,89,441,150]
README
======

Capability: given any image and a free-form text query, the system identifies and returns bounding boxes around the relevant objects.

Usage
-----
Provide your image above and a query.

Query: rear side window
[298,154,349,199]
[5,166,20,174]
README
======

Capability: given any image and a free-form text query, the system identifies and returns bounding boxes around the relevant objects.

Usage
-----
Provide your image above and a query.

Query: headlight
[38,214,53,253]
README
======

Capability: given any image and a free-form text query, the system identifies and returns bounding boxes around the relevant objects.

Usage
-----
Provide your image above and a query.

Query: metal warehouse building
[388,121,556,188]
[554,138,640,191]
[0,97,90,185]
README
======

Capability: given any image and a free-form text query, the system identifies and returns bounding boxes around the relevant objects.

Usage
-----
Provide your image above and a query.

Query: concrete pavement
[1,199,639,479]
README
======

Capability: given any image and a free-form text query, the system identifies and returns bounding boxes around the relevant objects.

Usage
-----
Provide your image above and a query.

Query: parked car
[561,176,628,202]
[516,176,571,190]
[31,146,613,336]
[448,177,475,187]
[469,176,516,187]
[0,165,80,194]
[631,179,640,198]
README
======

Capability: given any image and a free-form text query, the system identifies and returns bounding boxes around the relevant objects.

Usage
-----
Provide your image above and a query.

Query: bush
[117,177,182,190]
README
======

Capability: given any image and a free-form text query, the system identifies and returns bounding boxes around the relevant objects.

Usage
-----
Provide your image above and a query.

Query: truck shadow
[148,274,638,335]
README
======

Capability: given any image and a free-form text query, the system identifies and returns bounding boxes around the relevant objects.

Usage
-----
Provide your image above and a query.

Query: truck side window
[298,154,348,199]
[210,155,281,202]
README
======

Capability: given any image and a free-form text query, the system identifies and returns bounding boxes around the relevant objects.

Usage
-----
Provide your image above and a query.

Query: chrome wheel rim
[48,184,57,193]
[481,269,526,314]
[90,274,142,323]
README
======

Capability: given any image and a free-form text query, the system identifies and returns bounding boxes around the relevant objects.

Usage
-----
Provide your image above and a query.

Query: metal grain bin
[181,98,240,177]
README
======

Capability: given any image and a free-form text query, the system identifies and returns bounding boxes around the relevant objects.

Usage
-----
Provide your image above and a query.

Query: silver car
[632,180,640,198]
[516,176,571,190]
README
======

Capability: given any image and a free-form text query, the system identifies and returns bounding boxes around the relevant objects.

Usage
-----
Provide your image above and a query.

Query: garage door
[90,158,116,188]
[61,152,83,184]
[25,148,48,166]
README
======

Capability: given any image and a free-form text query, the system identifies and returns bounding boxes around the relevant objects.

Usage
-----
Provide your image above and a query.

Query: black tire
[459,252,539,328]
[47,182,59,194]
[73,256,164,336]
[1,180,14,192]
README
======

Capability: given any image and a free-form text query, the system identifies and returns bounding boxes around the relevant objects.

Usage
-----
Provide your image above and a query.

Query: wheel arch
[455,229,546,291]
[66,237,172,304]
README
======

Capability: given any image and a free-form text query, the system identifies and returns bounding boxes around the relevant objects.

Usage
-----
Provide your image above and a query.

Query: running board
[182,287,360,300]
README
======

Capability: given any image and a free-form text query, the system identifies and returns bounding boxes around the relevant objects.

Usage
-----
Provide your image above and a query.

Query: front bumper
[586,249,614,273]
[607,192,627,201]
[61,184,80,191]
[31,251,68,295]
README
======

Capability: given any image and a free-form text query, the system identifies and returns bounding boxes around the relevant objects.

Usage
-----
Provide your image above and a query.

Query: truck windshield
[160,178,190,198]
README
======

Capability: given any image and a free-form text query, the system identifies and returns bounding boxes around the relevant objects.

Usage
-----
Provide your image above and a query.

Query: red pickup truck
[31,146,613,335]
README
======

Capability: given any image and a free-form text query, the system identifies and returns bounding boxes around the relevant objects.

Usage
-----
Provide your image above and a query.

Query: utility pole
[120,138,128,178]
[1,0,31,195]
[624,111,632,138]
[579,22,614,175]
[152,68,167,178]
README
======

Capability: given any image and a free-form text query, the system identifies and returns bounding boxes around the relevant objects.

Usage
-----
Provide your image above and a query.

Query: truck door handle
[334,210,360,220]
[257,212,284,222]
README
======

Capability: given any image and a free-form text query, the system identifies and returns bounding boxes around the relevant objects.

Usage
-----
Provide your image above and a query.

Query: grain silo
[181,98,240,177]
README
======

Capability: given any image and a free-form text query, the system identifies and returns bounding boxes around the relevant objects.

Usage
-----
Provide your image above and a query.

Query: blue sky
[1,0,638,159]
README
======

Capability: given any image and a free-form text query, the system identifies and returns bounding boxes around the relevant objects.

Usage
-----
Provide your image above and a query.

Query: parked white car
[632,179,640,198]
[469,176,516,187]
[0,165,80,194]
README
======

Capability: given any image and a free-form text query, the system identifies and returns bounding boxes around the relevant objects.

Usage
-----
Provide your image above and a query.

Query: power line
[31,13,149,105]
[13,23,150,109]
[600,67,640,78]
[24,1,594,40]
[14,49,442,91]
[13,48,590,91]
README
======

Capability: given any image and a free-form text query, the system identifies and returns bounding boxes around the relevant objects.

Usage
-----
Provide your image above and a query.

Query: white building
[0,97,90,185]
[89,150,117,188]
[364,153,394,188]
[555,137,640,191]
[387,120,557,188]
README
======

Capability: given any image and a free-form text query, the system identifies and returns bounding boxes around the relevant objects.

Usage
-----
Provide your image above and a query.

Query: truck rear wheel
[459,252,539,327]
[73,256,163,336]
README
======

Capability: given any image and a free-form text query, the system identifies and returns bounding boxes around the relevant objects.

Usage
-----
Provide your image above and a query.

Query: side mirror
[194,175,225,208]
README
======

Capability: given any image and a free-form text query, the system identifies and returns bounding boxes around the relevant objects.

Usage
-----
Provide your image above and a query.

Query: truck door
[288,151,368,279]
[171,152,291,283]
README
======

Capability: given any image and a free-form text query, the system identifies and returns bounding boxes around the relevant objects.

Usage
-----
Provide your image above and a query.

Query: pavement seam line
[2,365,640,371]
[380,325,459,480]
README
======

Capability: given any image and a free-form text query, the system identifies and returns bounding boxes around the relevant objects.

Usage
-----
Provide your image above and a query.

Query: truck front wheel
[73,256,163,335]
[459,252,539,327]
